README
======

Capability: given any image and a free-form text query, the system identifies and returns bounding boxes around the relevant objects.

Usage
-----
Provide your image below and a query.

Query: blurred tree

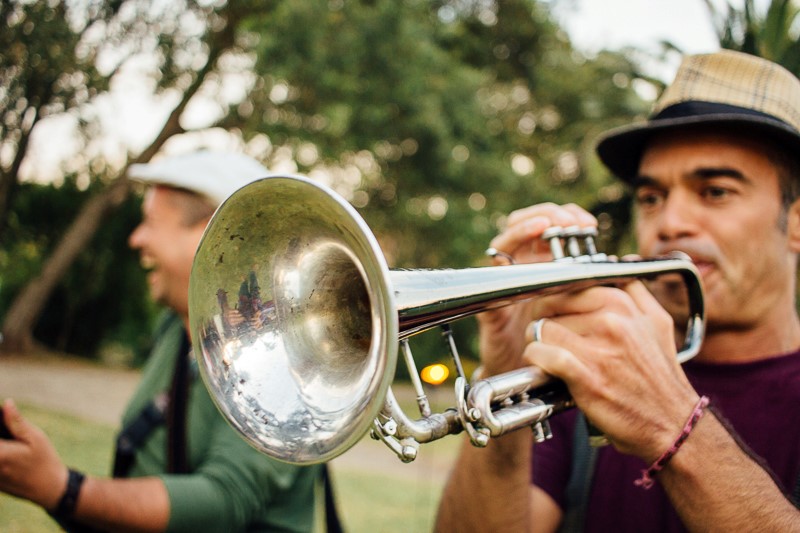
[2,0,651,363]
[702,0,800,75]
[1,179,152,360]
[222,0,649,370]
[1,0,258,353]
[231,0,648,269]
[0,0,112,237]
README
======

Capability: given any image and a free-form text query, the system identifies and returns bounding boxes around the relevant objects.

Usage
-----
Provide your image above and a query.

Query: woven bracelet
[634,396,710,489]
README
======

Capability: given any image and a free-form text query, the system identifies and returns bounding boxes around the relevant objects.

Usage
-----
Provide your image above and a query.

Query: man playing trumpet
[437,50,800,531]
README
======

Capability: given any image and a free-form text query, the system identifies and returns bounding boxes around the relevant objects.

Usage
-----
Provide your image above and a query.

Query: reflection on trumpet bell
[188,174,705,465]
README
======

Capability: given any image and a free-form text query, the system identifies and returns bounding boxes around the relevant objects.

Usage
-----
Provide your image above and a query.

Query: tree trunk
[0,33,227,355]
[1,178,132,353]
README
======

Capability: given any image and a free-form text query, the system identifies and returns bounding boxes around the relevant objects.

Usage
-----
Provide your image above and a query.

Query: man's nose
[657,193,699,241]
[128,224,144,250]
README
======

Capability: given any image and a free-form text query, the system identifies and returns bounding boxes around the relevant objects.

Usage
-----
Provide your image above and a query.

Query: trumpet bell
[189,175,398,464]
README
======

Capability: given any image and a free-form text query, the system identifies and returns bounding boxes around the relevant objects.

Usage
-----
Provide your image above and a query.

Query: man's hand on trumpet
[477,202,597,377]
[519,281,700,463]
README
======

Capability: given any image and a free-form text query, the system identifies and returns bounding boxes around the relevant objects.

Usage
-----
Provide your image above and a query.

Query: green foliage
[0,0,238,237]
[704,0,800,75]
[226,0,648,366]
[5,0,652,366]
[0,180,155,362]
[232,0,647,267]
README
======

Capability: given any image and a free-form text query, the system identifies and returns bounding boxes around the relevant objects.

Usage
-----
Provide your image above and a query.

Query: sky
[555,0,721,56]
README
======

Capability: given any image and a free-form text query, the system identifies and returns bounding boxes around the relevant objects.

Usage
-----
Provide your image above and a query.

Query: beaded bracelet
[634,396,710,489]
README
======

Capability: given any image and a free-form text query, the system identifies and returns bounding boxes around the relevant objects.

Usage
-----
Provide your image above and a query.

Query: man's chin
[146,283,166,307]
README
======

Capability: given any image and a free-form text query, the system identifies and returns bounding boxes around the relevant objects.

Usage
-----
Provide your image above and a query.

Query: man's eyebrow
[630,175,660,189]
[692,167,747,181]
[630,167,748,188]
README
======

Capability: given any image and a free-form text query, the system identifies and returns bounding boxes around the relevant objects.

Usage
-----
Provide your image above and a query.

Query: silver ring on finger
[531,318,547,343]
[485,247,516,265]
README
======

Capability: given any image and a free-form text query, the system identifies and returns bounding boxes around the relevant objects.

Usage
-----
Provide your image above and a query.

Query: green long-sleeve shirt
[121,312,321,532]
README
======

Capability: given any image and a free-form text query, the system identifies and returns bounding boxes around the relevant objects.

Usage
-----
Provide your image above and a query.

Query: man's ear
[788,198,800,252]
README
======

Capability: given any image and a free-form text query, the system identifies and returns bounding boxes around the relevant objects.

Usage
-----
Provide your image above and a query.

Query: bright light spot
[478,8,498,26]
[511,85,530,105]
[452,144,470,162]
[421,364,449,385]
[352,190,369,208]
[511,154,535,176]
[468,192,486,211]
[269,83,289,104]
[296,143,319,166]
[556,151,579,182]
[612,72,629,88]
[400,138,418,156]
[632,78,659,102]
[518,112,537,135]
[428,196,448,220]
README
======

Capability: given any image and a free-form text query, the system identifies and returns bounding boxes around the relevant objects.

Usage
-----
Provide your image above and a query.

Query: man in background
[0,152,323,532]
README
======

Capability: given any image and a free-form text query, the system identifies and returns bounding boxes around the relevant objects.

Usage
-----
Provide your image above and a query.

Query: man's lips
[691,260,715,277]
[650,242,718,278]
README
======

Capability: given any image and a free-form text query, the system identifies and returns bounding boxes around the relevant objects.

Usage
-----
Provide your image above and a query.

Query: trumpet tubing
[188,175,705,465]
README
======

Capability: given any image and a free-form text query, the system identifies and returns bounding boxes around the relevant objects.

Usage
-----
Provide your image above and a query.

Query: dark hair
[769,146,800,212]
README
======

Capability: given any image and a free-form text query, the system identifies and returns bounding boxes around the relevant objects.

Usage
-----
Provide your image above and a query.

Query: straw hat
[596,49,800,181]
[128,151,270,207]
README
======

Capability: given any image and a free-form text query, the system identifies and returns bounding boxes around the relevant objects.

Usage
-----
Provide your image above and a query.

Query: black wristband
[51,468,85,519]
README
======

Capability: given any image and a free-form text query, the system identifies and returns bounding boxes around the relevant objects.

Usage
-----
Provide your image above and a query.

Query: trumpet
[188,175,704,464]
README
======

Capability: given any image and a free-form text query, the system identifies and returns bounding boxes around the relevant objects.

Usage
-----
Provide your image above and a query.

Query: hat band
[652,101,796,132]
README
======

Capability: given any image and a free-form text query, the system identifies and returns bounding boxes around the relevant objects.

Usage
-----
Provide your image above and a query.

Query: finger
[522,341,594,387]
[489,204,599,264]
[526,312,608,341]
[560,203,598,228]
[506,203,596,230]
[531,285,636,320]
[525,316,592,361]
[488,215,551,260]
[2,399,32,444]
[623,280,669,316]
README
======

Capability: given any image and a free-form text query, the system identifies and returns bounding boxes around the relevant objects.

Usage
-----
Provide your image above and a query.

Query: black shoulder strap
[166,332,191,474]
[112,395,167,477]
[322,464,345,533]
[113,331,191,477]
[793,468,800,508]
[558,411,599,533]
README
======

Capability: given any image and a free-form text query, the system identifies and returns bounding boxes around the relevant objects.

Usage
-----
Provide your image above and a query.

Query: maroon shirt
[533,350,800,532]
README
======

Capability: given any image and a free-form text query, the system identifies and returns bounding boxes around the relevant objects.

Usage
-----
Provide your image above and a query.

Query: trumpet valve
[542,226,566,260]
[562,225,582,258]
[532,420,553,443]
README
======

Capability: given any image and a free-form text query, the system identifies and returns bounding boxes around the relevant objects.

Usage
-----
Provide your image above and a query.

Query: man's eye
[635,191,663,208]
[703,186,731,200]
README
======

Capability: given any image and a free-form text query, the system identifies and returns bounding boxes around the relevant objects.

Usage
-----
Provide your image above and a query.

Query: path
[0,352,456,481]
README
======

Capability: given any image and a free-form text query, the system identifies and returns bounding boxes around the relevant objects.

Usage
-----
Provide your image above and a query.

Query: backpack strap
[557,411,599,533]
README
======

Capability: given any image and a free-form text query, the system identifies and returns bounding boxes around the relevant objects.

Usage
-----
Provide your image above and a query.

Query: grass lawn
[0,402,458,532]
[0,404,116,533]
